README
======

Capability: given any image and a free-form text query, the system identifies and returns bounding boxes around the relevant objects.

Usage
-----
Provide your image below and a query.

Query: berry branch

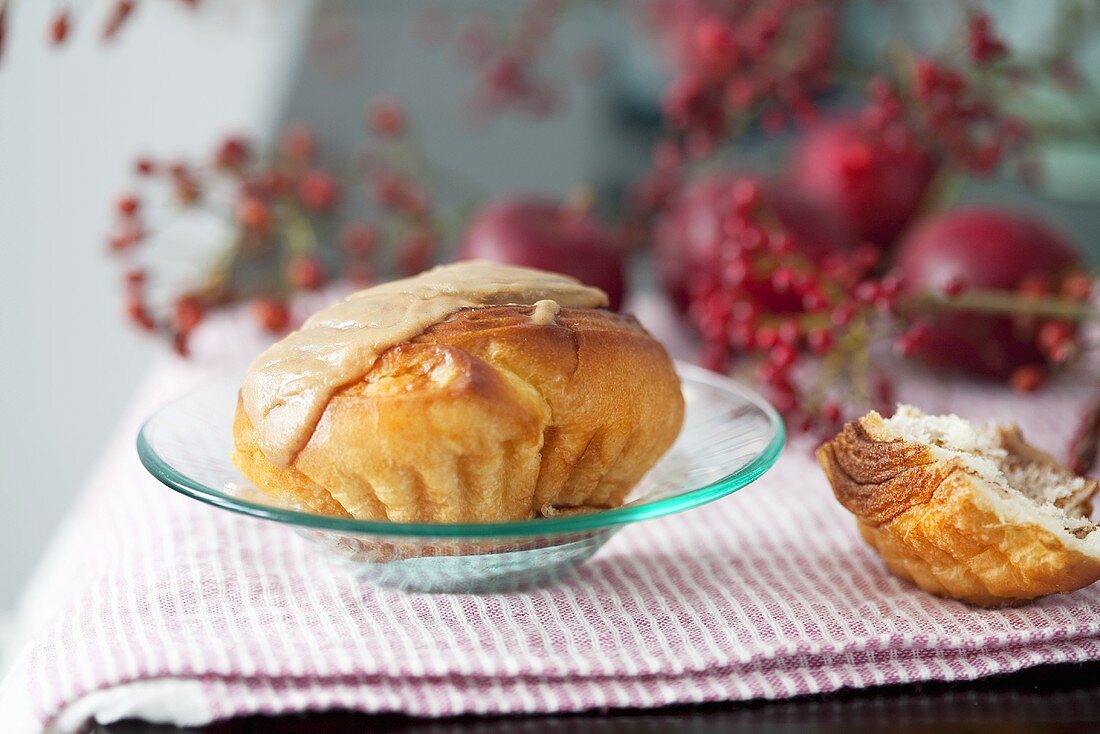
[0,0,202,64]
[107,97,475,355]
[906,288,1097,322]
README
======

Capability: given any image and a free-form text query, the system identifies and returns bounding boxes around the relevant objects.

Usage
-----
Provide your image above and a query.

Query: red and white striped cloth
[2,304,1099,733]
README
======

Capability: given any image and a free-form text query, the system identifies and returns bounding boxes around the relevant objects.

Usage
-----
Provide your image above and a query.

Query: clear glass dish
[137,362,784,593]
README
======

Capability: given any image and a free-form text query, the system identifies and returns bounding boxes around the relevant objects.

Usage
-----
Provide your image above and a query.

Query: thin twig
[906,290,1097,321]
[1068,381,1100,475]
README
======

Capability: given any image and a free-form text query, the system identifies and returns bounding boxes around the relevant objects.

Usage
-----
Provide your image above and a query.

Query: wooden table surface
[97,661,1100,733]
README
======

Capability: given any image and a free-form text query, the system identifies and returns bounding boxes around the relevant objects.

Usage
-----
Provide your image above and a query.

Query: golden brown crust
[817,414,951,526]
[231,403,352,518]
[232,305,684,524]
[817,412,1100,607]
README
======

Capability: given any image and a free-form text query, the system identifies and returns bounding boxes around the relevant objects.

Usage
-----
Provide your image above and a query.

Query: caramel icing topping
[241,261,608,466]
[530,299,561,326]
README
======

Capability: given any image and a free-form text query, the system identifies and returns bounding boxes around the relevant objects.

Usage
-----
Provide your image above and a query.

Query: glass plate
[138,362,784,593]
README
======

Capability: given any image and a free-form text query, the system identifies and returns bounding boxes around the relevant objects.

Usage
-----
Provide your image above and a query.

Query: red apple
[457,197,627,310]
[896,206,1082,377]
[655,173,854,311]
[789,118,936,249]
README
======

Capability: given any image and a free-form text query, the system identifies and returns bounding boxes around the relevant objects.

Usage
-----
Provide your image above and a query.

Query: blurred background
[1,0,1098,629]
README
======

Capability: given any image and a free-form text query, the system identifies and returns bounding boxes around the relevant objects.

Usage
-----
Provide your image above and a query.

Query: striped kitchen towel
[2,304,1099,733]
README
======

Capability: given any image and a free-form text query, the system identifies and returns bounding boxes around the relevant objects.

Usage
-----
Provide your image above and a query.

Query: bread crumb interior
[883,405,1096,537]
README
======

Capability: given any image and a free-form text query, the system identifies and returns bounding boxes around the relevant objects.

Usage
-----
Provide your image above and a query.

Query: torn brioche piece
[817,405,1099,607]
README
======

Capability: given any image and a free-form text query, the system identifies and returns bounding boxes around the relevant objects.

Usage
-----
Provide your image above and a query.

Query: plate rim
[136,361,786,538]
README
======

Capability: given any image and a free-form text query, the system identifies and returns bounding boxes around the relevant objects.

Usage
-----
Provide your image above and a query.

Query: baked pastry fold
[817,406,1099,606]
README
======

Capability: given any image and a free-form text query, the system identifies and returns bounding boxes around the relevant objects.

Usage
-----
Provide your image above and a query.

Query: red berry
[289,257,325,291]
[103,0,134,41]
[371,172,430,216]
[730,300,757,324]
[821,401,842,424]
[727,321,755,350]
[252,297,290,333]
[720,257,748,288]
[880,273,904,299]
[770,232,795,256]
[854,281,880,304]
[260,170,295,198]
[915,59,941,101]
[1037,321,1076,363]
[802,288,829,312]
[770,266,796,294]
[125,295,156,331]
[895,321,932,357]
[214,136,251,171]
[967,11,1007,65]
[771,387,799,415]
[769,343,798,368]
[1018,275,1052,299]
[173,175,200,205]
[367,97,407,137]
[1010,365,1046,393]
[793,411,815,434]
[777,319,801,347]
[173,296,204,335]
[134,157,156,176]
[807,328,834,355]
[755,359,784,385]
[108,222,144,252]
[692,292,730,340]
[754,325,779,350]
[236,196,272,233]
[1061,272,1093,301]
[124,268,146,289]
[116,195,140,217]
[297,169,339,212]
[830,302,858,327]
[50,11,71,45]
[172,331,191,358]
[736,224,768,252]
[725,78,756,109]
[694,19,738,71]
